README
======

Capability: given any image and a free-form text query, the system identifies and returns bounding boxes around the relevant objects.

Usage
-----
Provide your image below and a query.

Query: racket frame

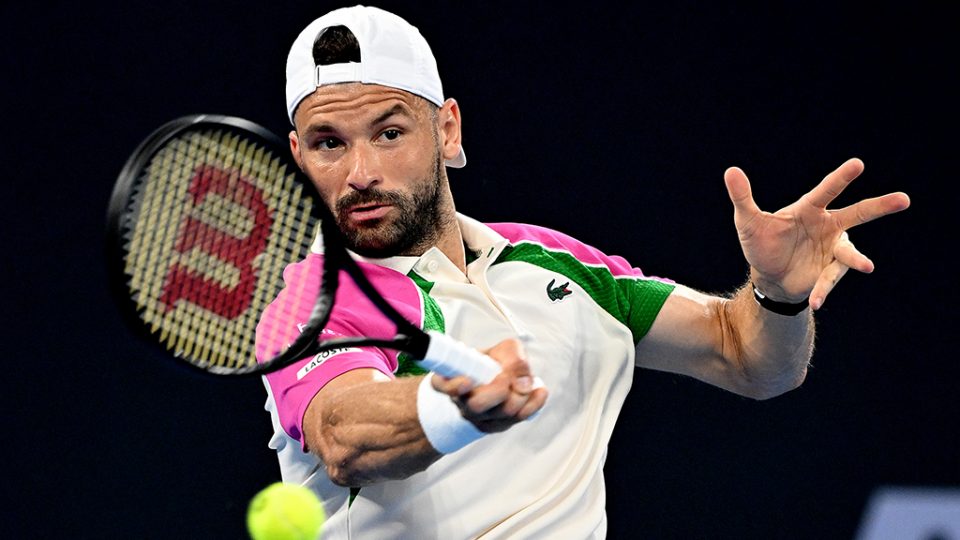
[107,114,432,377]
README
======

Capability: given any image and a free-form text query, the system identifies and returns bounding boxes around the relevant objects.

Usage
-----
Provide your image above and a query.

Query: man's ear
[438,98,462,163]
[289,130,304,171]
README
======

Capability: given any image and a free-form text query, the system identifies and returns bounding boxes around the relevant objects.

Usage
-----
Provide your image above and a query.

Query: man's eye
[317,137,342,150]
[381,129,401,141]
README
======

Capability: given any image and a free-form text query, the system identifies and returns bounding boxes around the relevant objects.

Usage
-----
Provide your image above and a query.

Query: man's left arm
[636,283,813,399]
[636,158,909,399]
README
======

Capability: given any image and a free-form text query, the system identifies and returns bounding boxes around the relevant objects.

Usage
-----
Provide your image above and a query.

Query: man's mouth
[345,203,393,222]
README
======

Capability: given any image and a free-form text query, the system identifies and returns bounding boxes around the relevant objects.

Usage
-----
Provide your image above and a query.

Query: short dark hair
[313,25,360,65]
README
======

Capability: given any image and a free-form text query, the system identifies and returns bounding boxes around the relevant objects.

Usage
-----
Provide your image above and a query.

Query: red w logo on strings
[158,165,274,318]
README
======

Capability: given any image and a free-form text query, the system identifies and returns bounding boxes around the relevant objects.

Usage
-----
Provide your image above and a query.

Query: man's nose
[345,143,381,191]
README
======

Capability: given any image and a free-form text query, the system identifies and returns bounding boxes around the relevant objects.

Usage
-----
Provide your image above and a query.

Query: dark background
[4,2,955,538]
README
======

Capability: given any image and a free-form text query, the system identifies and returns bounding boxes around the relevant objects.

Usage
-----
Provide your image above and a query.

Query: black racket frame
[106,114,431,377]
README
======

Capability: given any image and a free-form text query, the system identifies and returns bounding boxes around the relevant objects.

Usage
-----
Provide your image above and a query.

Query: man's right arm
[302,338,547,487]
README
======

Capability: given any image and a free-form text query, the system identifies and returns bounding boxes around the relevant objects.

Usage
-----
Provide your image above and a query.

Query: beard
[333,150,447,258]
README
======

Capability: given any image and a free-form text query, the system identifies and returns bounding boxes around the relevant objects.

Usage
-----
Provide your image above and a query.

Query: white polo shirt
[258,214,674,539]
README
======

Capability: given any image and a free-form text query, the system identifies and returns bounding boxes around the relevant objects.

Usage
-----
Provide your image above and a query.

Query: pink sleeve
[255,255,407,448]
[257,254,423,445]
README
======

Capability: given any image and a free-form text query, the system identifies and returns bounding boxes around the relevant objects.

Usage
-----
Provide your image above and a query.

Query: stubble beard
[333,149,449,258]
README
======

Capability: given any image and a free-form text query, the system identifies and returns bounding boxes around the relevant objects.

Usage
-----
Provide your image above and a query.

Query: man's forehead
[295,82,430,126]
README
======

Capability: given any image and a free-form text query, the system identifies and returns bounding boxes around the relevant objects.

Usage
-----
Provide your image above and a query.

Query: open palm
[724,158,910,310]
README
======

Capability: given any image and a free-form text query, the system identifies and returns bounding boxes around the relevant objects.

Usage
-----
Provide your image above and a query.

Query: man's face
[290,83,450,258]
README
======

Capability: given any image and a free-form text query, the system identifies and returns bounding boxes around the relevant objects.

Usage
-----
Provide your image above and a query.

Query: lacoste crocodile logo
[546,278,573,302]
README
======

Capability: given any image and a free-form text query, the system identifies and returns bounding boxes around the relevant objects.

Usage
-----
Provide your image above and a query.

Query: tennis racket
[106,114,502,381]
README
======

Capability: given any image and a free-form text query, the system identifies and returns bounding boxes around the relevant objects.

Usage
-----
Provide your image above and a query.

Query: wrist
[748,268,810,302]
[416,374,486,454]
[752,282,810,316]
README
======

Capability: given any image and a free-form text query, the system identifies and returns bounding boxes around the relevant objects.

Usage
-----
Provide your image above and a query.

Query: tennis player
[257,6,910,538]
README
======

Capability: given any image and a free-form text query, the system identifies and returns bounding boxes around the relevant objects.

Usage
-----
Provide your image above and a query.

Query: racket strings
[122,127,317,371]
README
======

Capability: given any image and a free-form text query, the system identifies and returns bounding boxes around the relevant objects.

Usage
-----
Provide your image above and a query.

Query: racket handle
[420,331,502,384]
[421,331,546,421]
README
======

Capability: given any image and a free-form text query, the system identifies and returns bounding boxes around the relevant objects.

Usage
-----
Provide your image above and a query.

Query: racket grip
[420,331,502,384]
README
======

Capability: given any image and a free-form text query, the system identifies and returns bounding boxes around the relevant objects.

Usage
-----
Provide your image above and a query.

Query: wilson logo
[546,278,573,302]
[157,165,273,319]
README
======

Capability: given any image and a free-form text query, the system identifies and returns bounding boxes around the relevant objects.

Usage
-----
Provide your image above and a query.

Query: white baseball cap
[285,5,466,168]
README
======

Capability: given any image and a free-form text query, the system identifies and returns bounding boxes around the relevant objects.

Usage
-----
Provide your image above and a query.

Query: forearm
[716,282,815,399]
[304,373,440,487]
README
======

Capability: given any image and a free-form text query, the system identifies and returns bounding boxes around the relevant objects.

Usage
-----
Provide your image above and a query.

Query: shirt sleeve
[255,255,402,448]
[488,222,677,344]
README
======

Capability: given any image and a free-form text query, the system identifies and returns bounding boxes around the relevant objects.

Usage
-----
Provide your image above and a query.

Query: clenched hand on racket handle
[432,338,549,434]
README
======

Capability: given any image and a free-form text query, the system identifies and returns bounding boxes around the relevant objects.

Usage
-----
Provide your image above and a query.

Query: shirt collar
[310,213,508,276]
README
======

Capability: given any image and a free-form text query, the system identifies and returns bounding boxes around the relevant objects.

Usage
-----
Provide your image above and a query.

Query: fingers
[808,233,871,310]
[516,387,549,420]
[497,378,549,417]
[833,232,874,273]
[832,192,911,231]
[454,338,548,430]
[460,339,529,412]
[462,386,549,430]
[810,260,849,310]
[803,157,865,209]
[431,374,474,397]
[724,166,762,227]
[433,338,527,405]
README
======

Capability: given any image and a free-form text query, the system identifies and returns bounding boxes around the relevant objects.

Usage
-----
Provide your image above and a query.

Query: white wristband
[417,374,485,454]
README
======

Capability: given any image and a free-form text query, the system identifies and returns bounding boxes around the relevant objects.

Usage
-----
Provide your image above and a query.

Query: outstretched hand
[724,158,910,310]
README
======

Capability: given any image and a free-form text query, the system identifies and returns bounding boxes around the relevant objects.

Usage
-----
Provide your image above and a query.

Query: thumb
[724,166,762,224]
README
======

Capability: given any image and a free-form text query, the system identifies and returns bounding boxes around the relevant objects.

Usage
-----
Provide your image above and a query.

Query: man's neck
[433,217,467,274]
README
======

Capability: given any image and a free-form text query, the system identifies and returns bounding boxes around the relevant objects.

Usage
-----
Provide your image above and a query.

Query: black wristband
[752,284,809,316]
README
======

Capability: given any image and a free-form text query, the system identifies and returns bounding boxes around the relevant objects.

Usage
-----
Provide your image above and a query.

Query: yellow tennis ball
[247,482,326,540]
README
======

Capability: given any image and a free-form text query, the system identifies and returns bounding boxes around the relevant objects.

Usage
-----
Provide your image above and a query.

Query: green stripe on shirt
[396,270,446,377]
[493,243,674,344]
